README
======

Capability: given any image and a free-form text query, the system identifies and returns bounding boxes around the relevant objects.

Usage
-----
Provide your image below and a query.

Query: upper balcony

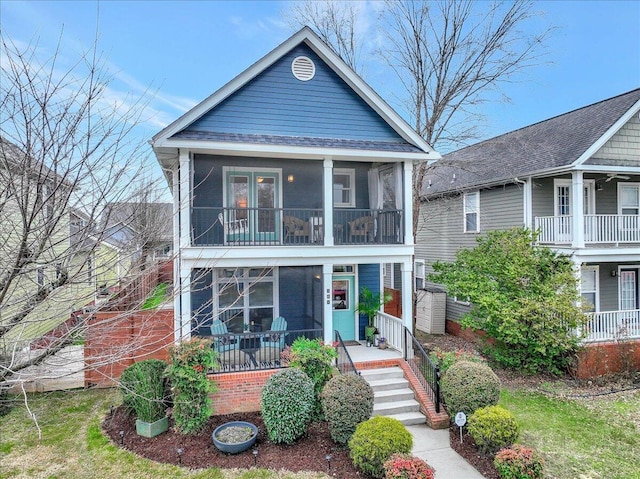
[192,207,404,246]
[535,214,640,245]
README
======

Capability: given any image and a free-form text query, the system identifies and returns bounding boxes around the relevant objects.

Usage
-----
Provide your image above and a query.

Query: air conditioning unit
[415,287,446,334]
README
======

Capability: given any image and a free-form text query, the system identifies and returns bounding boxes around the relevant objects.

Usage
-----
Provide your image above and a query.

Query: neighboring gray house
[151,27,439,350]
[418,88,640,342]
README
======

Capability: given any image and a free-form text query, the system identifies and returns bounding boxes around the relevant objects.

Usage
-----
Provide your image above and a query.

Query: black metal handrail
[334,330,359,375]
[403,327,441,412]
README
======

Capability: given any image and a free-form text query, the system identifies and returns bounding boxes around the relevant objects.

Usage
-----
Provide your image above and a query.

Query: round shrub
[468,405,519,455]
[261,368,314,444]
[441,360,500,417]
[349,416,413,478]
[494,444,544,479]
[321,373,374,444]
[119,359,168,422]
[384,453,435,479]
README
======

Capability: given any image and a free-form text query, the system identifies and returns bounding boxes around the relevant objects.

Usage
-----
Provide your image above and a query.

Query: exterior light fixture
[253,448,259,466]
[288,174,295,183]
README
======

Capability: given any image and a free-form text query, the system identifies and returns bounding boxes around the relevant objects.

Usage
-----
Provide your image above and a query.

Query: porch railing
[209,328,322,373]
[334,330,359,375]
[334,209,404,245]
[375,311,404,351]
[582,309,640,342]
[535,215,640,244]
[404,327,441,413]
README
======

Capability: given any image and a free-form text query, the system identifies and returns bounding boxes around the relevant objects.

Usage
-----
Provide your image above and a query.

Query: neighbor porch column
[323,157,334,246]
[572,171,585,248]
[403,161,414,245]
[323,263,333,344]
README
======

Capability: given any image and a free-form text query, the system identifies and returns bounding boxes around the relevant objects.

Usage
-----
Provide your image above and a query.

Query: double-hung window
[333,169,355,207]
[463,191,479,233]
[619,184,640,215]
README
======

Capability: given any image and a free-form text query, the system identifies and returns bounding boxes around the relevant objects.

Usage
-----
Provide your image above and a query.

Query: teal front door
[332,275,355,340]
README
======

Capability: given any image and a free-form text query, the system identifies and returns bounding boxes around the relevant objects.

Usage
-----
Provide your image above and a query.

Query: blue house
[152,27,439,368]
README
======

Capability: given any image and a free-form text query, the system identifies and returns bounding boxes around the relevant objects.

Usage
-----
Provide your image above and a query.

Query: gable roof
[152,27,438,163]
[423,88,640,197]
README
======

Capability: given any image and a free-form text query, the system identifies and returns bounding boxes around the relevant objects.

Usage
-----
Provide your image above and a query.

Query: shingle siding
[183,44,404,142]
[592,115,640,164]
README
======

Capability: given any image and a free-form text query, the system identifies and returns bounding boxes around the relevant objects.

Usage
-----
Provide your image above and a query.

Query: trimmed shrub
[384,453,435,479]
[468,405,519,455]
[289,337,337,418]
[166,338,217,434]
[261,368,314,444]
[119,359,168,422]
[494,444,544,479]
[349,416,413,478]
[321,373,374,444]
[441,360,500,416]
[428,347,485,374]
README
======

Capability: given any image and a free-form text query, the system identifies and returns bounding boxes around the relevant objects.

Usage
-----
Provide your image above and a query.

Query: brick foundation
[574,340,640,379]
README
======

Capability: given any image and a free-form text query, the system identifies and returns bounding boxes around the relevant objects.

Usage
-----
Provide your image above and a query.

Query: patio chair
[210,319,239,354]
[261,316,288,350]
[283,216,310,241]
[348,215,374,242]
[218,212,248,243]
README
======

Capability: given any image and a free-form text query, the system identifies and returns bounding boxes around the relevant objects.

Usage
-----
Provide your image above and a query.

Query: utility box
[415,287,446,334]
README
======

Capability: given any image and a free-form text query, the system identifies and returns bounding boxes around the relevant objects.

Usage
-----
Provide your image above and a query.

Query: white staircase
[360,367,426,426]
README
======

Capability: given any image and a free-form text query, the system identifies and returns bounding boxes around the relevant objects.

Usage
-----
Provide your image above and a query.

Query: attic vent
[291,56,315,81]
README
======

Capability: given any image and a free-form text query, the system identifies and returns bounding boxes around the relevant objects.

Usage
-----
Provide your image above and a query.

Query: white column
[523,177,533,229]
[572,171,585,248]
[401,261,413,330]
[323,157,334,246]
[403,161,414,245]
[179,149,191,249]
[323,263,334,343]
[177,266,192,342]
[172,165,181,336]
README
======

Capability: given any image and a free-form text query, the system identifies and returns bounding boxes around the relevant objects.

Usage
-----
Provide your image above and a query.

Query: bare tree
[0,31,157,393]
[284,0,365,74]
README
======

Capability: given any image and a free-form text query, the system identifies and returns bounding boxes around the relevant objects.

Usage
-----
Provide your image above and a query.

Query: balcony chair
[210,319,248,367]
[348,215,374,242]
[283,216,310,241]
[260,316,288,350]
[218,212,248,243]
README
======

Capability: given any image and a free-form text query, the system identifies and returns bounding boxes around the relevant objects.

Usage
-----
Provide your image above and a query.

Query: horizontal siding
[358,263,380,339]
[185,44,403,142]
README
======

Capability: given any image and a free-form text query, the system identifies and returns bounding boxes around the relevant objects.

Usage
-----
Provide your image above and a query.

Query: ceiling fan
[605,173,631,182]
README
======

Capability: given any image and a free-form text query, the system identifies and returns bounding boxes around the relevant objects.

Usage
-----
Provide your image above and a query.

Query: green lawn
[0,389,329,479]
[500,388,640,479]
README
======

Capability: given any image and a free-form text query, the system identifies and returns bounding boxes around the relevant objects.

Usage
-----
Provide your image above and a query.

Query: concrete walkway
[407,424,485,479]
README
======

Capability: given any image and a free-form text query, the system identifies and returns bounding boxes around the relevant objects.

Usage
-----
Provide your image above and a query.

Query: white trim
[333,168,356,207]
[151,27,438,157]
[179,150,191,249]
[403,160,414,245]
[463,191,480,233]
[323,157,334,246]
[572,98,640,167]
[401,261,412,330]
[523,177,532,228]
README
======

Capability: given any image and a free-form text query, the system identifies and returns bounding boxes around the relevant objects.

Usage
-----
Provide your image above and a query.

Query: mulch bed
[449,426,499,479]
[103,406,367,478]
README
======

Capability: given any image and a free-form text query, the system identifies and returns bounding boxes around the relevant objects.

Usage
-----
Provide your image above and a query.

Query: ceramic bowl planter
[212,421,258,454]
[135,416,169,438]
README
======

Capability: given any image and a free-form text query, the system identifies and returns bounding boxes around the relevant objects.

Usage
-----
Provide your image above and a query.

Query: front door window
[620,269,638,311]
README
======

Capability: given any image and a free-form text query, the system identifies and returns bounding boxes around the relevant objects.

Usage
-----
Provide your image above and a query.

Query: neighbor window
[619,184,640,215]
[580,266,599,312]
[333,168,356,207]
[463,191,479,232]
[414,259,425,291]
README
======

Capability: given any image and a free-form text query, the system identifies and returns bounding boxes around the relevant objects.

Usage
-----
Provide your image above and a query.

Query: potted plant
[356,287,392,345]
[212,421,258,453]
[120,359,169,438]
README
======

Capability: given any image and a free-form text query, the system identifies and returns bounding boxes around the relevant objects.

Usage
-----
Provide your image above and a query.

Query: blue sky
[1,0,639,162]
